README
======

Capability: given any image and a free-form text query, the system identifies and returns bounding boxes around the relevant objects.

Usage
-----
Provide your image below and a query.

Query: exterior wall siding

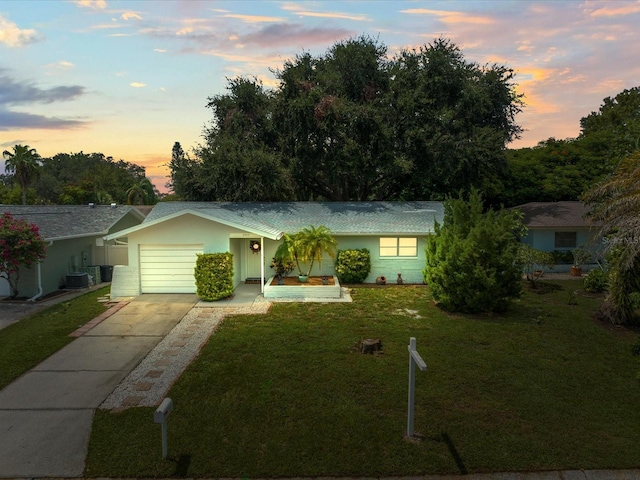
[113,214,251,295]
[5,238,95,299]
[336,235,428,284]
[111,218,435,296]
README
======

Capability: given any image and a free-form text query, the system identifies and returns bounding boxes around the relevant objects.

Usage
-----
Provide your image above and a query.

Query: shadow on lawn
[439,432,468,475]
[528,282,563,294]
[169,454,191,477]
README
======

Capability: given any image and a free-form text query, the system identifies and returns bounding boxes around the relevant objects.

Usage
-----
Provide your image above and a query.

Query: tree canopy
[170,36,523,202]
[498,86,640,207]
[2,150,158,205]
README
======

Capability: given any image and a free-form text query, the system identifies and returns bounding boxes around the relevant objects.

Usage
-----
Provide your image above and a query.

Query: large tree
[180,36,523,202]
[499,86,640,208]
[167,142,200,200]
[196,78,294,201]
[2,144,42,205]
[390,39,522,200]
[274,36,401,200]
[579,86,640,166]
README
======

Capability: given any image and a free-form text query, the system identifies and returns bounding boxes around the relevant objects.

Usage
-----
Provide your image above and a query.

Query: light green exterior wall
[261,235,428,284]
[335,235,429,284]
[111,214,251,297]
[110,216,432,297]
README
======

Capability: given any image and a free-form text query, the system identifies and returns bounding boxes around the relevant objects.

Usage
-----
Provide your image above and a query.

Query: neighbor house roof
[1,204,146,241]
[107,201,444,240]
[514,201,601,228]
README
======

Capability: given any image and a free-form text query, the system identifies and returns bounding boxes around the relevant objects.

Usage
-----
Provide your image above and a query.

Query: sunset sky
[2,0,639,193]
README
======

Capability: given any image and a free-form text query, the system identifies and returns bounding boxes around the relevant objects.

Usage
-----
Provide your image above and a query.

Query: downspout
[28,240,54,302]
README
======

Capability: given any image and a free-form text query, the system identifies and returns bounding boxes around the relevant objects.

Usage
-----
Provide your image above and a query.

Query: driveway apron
[0,293,197,478]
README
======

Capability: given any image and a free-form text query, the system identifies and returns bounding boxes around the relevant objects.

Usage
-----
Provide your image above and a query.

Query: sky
[1,0,640,194]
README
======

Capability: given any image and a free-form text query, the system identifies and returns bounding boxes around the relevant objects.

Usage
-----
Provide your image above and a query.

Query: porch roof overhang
[104,209,283,241]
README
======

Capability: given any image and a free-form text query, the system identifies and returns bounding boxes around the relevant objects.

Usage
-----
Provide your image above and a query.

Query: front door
[245,239,263,279]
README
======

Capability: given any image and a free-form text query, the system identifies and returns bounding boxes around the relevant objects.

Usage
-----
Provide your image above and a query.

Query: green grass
[0,286,110,389]
[86,281,640,477]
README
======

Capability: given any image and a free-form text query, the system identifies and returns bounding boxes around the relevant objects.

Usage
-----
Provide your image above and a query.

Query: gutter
[28,240,54,302]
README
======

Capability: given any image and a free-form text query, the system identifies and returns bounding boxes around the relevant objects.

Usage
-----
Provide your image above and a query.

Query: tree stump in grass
[361,338,383,354]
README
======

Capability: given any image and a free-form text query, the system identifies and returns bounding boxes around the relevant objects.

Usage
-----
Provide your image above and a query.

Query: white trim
[105,209,282,241]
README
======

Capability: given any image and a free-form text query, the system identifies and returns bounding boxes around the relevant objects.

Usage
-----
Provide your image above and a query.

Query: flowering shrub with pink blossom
[0,213,47,299]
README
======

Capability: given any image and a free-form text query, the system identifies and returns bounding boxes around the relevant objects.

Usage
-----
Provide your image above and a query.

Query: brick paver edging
[69,301,130,338]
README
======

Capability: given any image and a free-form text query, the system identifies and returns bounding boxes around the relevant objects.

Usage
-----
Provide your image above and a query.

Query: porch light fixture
[250,240,261,253]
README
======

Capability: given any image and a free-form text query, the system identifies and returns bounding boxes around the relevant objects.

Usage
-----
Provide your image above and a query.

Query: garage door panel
[140,244,203,294]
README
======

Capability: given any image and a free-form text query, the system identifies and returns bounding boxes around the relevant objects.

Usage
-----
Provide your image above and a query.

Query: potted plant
[274,225,337,283]
[571,246,590,276]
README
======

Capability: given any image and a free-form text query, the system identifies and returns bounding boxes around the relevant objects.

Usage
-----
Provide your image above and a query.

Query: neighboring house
[105,201,444,296]
[515,201,602,271]
[0,205,145,299]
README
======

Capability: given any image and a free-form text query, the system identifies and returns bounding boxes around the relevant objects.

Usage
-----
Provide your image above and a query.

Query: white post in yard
[260,236,265,294]
[154,397,174,459]
[407,337,427,438]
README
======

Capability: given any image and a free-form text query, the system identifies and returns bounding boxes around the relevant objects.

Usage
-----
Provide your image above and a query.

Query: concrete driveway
[0,293,197,478]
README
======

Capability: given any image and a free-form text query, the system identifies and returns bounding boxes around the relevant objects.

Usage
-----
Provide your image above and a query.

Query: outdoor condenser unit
[66,272,89,289]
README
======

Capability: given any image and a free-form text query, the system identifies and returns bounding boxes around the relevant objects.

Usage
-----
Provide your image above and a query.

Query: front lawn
[0,286,110,389]
[86,280,640,477]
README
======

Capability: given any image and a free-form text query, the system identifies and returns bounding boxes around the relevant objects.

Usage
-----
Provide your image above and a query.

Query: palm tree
[584,151,640,270]
[275,225,337,278]
[126,178,155,205]
[295,225,337,276]
[2,144,41,205]
[583,151,640,324]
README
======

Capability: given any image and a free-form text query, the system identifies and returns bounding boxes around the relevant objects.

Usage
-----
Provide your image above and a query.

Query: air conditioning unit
[66,272,89,289]
[78,266,101,284]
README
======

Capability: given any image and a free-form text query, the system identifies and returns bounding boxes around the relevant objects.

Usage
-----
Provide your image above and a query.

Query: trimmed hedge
[195,252,234,301]
[335,248,371,284]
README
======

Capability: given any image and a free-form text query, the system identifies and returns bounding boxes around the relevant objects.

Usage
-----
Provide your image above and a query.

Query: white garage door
[140,244,203,293]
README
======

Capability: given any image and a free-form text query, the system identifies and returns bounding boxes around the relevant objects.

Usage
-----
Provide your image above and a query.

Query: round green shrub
[335,248,371,284]
[583,269,609,293]
[195,252,234,301]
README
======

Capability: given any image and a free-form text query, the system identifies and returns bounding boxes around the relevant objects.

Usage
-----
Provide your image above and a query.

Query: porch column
[260,236,265,294]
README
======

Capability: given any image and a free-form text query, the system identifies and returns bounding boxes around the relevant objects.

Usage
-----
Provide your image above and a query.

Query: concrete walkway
[0,293,198,478]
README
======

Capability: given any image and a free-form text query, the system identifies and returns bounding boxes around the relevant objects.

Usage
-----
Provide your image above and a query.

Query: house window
[555,232,577,249]
[380,237,417,257]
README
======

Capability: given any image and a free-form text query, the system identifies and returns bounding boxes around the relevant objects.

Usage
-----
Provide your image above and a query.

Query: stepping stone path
[100,302,270,409]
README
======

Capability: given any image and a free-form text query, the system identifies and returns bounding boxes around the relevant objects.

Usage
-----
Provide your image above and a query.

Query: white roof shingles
[143,201,444,236]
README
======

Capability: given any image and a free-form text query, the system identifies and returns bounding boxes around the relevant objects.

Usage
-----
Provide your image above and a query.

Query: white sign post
[407,337,427,438]
[154,397,174,459]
